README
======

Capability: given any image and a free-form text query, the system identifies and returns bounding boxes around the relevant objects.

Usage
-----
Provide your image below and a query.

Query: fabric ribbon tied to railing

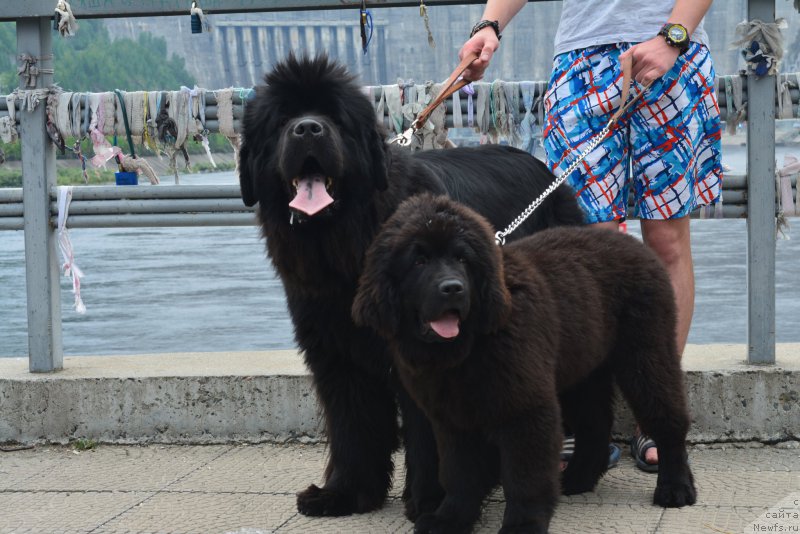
[57,186,86,314]
[731,18,788,77]
[17,54,54,88]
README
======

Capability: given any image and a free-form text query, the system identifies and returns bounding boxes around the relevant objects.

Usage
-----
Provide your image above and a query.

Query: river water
[1,146,799,357]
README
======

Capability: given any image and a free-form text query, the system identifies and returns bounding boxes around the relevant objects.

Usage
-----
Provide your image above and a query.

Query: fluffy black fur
[238,54,584,520]
[353,194,697,533]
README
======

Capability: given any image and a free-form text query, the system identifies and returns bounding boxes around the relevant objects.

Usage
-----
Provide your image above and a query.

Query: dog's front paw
[297,483,387,516]
[414,513,470,534]
[653,478,697,507]
[296,484,363,516]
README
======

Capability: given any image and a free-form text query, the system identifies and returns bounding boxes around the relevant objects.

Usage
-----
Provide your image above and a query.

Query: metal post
[17,18,63,372]
[745,0,776,364]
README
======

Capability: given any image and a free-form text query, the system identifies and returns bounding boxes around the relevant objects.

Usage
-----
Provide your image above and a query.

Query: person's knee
[641,219,691,268]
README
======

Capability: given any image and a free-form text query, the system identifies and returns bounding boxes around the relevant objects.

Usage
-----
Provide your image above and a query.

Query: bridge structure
[0,0,791,372]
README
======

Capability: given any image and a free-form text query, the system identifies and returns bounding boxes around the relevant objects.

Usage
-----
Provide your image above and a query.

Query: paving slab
[1,442,798,534]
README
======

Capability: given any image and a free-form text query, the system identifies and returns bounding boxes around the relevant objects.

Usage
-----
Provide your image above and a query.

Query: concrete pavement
[2,344,800,532]
[1,441,799,533]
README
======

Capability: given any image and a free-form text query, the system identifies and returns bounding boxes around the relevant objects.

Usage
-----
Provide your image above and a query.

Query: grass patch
[72,438,98,451]
[193,160,236,173]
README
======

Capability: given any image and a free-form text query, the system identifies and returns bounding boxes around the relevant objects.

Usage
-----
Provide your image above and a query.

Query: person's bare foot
[636,426,658,465]
[631,427,659,472]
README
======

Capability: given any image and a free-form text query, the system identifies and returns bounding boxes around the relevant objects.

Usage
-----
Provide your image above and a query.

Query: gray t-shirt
[553,0,709,56]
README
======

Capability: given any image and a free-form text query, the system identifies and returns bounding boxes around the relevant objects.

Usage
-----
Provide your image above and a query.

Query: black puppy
[353,194,696,533]
[238,54,584,520]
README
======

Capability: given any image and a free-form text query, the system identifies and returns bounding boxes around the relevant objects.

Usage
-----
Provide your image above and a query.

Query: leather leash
[391,51,479,148]
[387,52,654,245]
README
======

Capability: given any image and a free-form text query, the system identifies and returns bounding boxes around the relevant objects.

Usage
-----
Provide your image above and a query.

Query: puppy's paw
[297,484,383,516]
[414,513,470,534]
[653,479,697,508]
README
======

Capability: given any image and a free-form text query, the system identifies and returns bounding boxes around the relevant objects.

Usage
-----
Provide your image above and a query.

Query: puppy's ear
[352,238,399,337]
[238,138,259,207]
[478,274,512,333]
[474,237,512,334]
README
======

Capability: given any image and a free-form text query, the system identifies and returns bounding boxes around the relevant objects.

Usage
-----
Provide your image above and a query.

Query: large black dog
[353,194,696,533]
[237,54,584,519]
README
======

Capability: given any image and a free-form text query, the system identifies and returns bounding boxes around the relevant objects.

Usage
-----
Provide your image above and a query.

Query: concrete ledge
[614,344,800,443]
[1,344,799,445]
[0,351,323,444]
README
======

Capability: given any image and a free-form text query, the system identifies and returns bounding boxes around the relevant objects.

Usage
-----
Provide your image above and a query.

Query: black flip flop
[630,434,659,473]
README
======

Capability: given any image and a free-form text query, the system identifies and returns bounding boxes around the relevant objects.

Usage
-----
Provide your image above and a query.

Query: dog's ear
[365,124,389,191]
[352,237,400,337]
[238,137,259,207]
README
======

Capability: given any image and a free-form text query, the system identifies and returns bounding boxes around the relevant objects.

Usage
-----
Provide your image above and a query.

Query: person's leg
[628,42,723,471]
[592,220,621,232]
[641,217,694,354]
[634,216,693,466]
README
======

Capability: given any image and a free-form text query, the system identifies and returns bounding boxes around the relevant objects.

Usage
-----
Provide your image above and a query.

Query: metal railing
[1,74,797,233]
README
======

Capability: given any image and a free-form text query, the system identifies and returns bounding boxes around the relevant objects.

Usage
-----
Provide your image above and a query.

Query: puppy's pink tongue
[289,175,333,216]
[429,312,460,339]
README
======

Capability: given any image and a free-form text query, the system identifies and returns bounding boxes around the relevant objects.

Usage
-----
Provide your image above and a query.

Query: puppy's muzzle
[439,278,465,296]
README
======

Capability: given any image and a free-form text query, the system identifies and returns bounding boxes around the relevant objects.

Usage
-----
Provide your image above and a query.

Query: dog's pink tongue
[289,175,333,216]
[429,312,460,339]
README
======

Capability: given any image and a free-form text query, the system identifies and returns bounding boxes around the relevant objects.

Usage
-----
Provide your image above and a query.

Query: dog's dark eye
[414,255,428,266]
[456,255,466,264]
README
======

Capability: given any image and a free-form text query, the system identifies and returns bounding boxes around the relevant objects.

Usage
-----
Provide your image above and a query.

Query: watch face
[668,26,687,42]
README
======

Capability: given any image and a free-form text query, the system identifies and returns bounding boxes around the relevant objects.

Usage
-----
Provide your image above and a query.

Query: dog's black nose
[439,279,464,295]
[292,119,324,138]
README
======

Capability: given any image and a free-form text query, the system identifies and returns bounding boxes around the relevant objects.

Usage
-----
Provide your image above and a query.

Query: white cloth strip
[57,186,86,314]
[0,116,19,143]
[451,86,462,128]
[55,91,73,140]
[214,88,236,138]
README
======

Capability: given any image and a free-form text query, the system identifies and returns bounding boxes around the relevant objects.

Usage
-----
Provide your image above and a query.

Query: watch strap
[659,23,690,52]
[470,19,502,41]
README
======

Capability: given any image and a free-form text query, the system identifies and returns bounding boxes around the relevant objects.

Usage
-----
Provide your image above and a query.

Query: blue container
[115,171,138,186]
[191,13,203,34]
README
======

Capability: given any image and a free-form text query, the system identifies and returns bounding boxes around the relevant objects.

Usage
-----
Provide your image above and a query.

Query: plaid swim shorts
[542,42,723,222]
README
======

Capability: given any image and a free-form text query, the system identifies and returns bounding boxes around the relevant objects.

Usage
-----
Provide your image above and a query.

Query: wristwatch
[658,23,690,53]
[470,19,502,41]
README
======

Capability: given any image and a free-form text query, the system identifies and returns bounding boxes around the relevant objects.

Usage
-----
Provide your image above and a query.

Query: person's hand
[458,28,500,81]
[619,36,681,85]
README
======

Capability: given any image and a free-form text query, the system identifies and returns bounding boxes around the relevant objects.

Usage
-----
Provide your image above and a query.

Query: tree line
[1,19,194,94]
[0,19,202,181]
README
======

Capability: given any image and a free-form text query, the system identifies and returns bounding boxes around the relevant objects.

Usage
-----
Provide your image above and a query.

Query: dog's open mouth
[288,174,334,217]
[427,311,461,340]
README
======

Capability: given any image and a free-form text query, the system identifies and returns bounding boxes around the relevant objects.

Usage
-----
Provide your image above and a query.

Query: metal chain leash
[494,65,652,247]
[494,121,611,246]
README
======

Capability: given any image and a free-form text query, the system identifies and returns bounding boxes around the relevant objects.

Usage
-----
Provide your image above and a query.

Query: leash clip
[390,126,419,148]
